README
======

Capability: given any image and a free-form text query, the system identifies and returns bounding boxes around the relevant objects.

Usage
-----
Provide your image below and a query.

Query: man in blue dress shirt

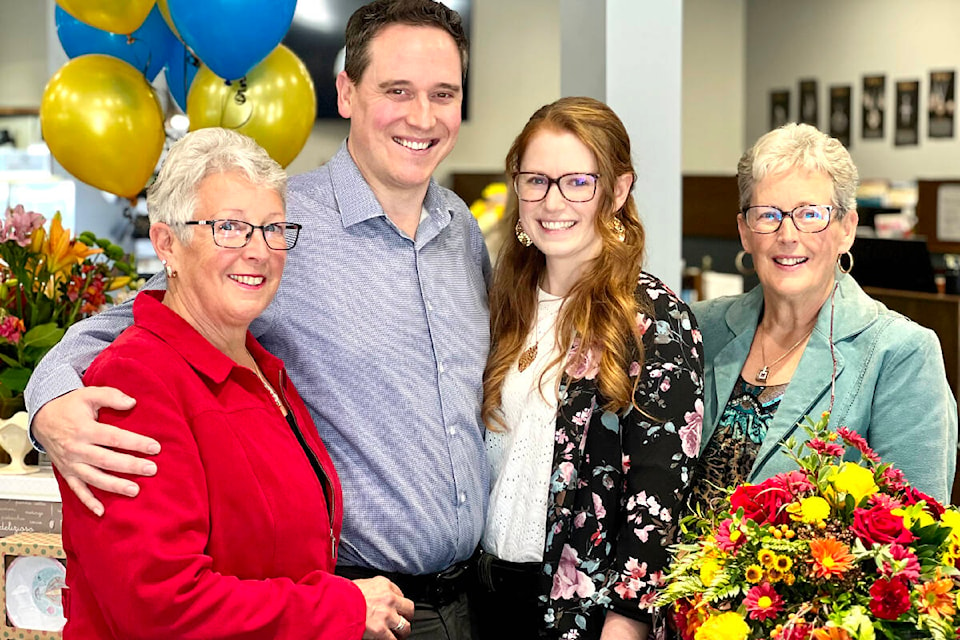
[25,1,489,637]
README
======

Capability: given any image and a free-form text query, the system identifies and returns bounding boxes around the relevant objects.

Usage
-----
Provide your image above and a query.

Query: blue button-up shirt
[255,144,491,573]
[27,142,491,575]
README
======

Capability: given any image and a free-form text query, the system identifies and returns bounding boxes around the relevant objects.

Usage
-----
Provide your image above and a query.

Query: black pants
[470,550,545,639]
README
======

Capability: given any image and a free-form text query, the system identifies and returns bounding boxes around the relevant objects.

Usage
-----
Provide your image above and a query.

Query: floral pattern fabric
[539,272,705,639]
[686,376,786,515]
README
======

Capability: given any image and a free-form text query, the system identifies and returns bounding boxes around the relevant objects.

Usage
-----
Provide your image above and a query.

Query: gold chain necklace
[755,324,814,382]
[251,359,285,412]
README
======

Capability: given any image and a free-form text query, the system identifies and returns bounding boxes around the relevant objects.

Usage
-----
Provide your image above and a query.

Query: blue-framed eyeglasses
[742,204,834,234]
[183,219,302,250]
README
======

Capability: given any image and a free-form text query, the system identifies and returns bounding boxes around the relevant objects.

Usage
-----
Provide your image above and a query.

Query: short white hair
[146,128,287,242]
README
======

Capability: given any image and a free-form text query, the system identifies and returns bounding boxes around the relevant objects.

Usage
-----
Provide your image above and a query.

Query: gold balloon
[155,0,181,41]
[41,55,165,199]
[56,0,156,35]
[187,44,316,168]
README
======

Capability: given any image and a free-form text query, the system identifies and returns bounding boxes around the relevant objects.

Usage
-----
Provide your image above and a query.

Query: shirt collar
[328,140,449,230]
[133,290,284,385]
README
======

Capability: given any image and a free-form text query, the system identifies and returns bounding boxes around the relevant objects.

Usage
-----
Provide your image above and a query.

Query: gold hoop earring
[837,251,854,275]
[515,221,532,247]
[610,217,625,242]
[162,259,178,279]
[735,250,755,276]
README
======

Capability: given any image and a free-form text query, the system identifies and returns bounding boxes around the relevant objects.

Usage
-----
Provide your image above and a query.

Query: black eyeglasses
[514,172,600,203]
[183,219,302,250]
[742,204,834,234]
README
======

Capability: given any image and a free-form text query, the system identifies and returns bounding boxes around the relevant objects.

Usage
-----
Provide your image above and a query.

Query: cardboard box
[0,533,65,639]
[0,471,62,538]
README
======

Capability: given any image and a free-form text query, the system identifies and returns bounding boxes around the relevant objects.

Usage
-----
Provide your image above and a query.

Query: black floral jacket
[539,272,704,639]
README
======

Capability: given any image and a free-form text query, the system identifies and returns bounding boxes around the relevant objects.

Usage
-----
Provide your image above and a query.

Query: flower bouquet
[657,412,960,640]
[0,205,137,412]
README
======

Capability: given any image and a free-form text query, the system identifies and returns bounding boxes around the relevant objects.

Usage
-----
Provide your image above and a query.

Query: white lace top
[482,288,565,563]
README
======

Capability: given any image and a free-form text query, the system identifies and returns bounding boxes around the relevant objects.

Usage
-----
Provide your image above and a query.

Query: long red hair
[482,97,648,431]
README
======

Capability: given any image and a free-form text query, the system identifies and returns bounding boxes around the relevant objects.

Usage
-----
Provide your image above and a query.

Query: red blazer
[57,291,365,639]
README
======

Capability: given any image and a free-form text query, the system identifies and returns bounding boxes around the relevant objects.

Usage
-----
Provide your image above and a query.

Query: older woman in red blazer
[55,128,413,639]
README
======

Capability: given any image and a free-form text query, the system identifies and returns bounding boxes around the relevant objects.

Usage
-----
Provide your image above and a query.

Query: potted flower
[658,412,960,640]
[0,204,137,418]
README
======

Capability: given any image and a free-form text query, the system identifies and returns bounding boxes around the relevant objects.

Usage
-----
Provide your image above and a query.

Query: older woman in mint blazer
[687,123,957,510]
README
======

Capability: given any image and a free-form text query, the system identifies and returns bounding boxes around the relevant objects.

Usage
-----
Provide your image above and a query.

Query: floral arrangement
[0,205,137,408]
[468,181,508,235]
[657,412,960,640]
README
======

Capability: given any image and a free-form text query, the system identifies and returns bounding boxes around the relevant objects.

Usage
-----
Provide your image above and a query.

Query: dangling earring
[837,251,854,275]
[610,217,625,242]
[735,250,755,276]
[162,259,178,279]
[515,221,532,247]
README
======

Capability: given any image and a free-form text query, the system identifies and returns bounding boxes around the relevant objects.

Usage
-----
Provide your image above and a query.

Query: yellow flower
[758,549,775,567]
[695,611,750,640]
[774,555,793,572]
[828,462,878,504]
[700,558,721,585]
[892,506,935,530]
[796,496,831,524]
[744,564,763,583]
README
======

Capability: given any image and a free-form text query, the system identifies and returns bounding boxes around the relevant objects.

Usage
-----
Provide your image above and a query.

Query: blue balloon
[166,0,296,81]
[165,43,200,112]
[56,5,177,82]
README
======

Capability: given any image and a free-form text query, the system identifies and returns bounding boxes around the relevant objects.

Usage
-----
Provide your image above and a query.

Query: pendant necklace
[755,324,814,383]
[518,292,563,372]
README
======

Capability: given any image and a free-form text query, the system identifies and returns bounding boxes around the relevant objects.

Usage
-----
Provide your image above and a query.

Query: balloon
[55,0,155,35]
[166,0,296,81]
[187,45,315,168]
[41,55,165,199]
[155,0,181,41]
[165,42,200,112]
[56,5,176,81]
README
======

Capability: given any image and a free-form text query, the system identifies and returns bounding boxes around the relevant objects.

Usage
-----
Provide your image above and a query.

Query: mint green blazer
[692,273,958,504]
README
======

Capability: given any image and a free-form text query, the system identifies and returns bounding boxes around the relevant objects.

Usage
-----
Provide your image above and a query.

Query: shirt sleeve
[608,283,705,620]
[24,274,166,447]
[61,354,366,640]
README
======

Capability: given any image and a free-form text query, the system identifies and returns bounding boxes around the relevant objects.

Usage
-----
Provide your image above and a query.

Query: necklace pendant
[518,343,538,372]
[755,366,769,382]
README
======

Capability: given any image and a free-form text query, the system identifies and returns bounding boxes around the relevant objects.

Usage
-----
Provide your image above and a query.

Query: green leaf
[0,368,31,395]
[21,323,65,349]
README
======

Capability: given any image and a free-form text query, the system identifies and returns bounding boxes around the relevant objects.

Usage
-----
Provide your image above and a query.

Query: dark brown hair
[343,0,469,82]
[482,97,648,431]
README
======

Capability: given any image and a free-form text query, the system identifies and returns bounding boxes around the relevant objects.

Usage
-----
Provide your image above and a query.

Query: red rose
[902,486,946,517]
[851,505,916,546]
[729,478,792,525]
[869,576,911,620]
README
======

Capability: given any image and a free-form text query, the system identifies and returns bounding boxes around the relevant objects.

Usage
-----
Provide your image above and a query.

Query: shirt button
[448,426,457,436]
[438,363,445,374]
[458,492,466,504]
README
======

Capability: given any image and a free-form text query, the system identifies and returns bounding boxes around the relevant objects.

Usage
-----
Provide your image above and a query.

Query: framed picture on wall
[895,79,920,146]
[829,85,851,147]
[799,79,818,127]
[770,90,790,130]
[282,0,472,120]
[862,75,885,140]
[929,70,955,139]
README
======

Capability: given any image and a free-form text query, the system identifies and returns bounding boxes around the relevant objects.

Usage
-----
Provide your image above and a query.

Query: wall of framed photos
[747,0,960,182]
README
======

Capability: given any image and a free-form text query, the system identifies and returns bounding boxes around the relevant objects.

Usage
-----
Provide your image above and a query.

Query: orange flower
[808,538,854,578]
[811,626,851,640]
[916,576,956,619]
[30,213,101,277]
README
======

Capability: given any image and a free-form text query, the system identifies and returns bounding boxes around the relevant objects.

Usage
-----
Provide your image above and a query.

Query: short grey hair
[737,123,859,218]
[146,128,287,243]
